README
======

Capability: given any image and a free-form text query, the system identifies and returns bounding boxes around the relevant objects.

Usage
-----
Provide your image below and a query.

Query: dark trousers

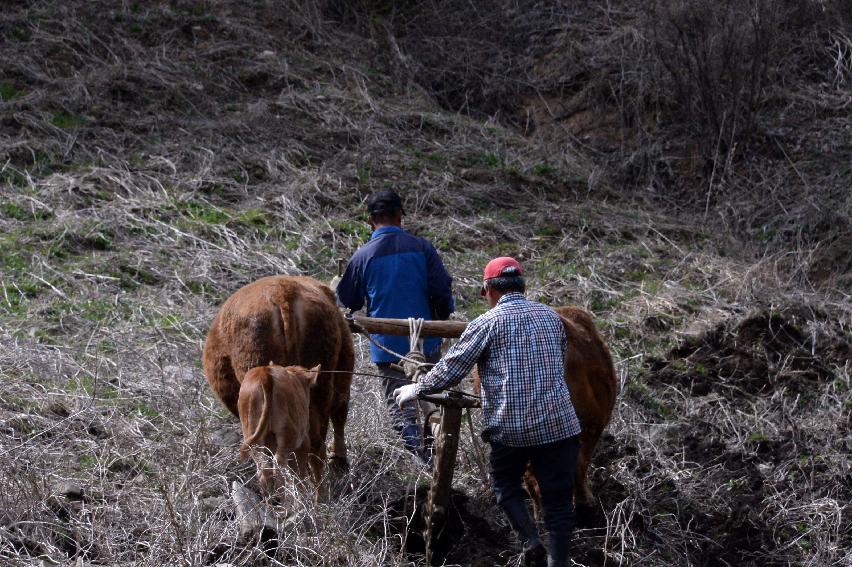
[489,436,580,535]
[376,351,440,450]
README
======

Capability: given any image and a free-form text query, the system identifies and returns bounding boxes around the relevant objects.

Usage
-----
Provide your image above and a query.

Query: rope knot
[403,349,426,381]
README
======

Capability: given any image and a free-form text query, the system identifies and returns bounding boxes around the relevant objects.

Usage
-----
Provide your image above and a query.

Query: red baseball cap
[481,256,523,295]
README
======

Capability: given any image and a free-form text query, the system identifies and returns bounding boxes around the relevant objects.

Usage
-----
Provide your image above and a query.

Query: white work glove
[393,383,419,407]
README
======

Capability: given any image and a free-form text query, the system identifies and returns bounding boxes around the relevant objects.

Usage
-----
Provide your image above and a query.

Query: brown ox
[203,275,354,479]
[473,306,617,511]
[239,364,319,491]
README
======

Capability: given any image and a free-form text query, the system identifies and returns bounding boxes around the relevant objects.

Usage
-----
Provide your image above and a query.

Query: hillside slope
[1,1,849,566]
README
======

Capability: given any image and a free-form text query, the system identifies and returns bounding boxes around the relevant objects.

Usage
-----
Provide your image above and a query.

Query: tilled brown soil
[610,305,852,566]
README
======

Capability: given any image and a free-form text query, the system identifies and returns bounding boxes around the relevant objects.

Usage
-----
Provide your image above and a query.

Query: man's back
[415,292,580,446]
[336,225,453,362]
[471,293,580,446]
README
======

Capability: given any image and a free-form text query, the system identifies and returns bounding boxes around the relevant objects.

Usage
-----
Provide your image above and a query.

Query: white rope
[408,317,424,353]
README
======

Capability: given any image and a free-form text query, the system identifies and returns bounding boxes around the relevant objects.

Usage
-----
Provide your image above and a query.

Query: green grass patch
[1,201,53,221]
[67,375,119,399]
[234,208,271,230]
[2,395,38,411]
[178,200,230,224]
[118,264,161,286]
[11,26,31,42]
[535,222,561,238]
[160,313,184,330]
[1,168,28,187]
[133,402,161,420]
[51,111,84,130]
[472,152,501,168]
[456,284,490,319]
[589,291,621,313]
[79,299,118,322]
[84,231,114,251]
[19,327,51,345]
[328,218,371,242]
[530,162,558,177]
[8,417,37,435]
[492,209,523,225]
[642,278,661,294]
[108,455,152,475]
[78,454,98,469]
[0,248,29,271]
[748,431,768,443]
[536,254,591,281]
[356,163,372,186]
[627,270,648,282]
[43,228,114,259]
[462,301,489,319]
[626,380,673,418]
[632,245,651,259]
[16,280,40,296]
[410,149,449,168]
[613,325,632,340]
[97,340,117,354]
[0,280,40,317]
[185,279,213,295]
[0,83,20,101]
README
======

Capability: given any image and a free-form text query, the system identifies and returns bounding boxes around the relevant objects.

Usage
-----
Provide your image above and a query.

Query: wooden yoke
[346,314,468,338]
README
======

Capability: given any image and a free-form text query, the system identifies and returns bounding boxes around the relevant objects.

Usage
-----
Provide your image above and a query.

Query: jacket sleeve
[425,242,454,320]
[416,317,489,394]
[335,257,365,312]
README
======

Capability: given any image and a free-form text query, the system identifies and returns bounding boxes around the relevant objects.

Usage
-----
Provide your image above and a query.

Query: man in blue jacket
[336,190,454,464]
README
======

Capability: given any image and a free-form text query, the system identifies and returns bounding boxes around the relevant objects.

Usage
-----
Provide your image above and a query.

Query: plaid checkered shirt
[416,292,581,446]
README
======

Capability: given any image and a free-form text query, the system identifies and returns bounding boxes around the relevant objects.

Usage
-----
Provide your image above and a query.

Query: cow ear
[307,364,321,387]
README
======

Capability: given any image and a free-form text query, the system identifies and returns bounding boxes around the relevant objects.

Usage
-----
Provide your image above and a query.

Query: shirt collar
[371,225,403,240]
[496,292,526,305]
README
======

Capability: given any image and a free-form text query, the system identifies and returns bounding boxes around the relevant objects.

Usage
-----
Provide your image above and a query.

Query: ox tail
[239,372,274,460]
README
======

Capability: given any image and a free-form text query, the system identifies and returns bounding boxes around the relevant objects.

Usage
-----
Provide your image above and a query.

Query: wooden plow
[348,315,479,565]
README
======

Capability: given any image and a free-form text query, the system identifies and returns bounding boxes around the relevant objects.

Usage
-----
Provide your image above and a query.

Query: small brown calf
[239,364,319,492]
[203,275,354,479]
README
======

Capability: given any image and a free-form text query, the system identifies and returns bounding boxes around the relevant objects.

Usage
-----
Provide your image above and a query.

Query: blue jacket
[336,226,454,363]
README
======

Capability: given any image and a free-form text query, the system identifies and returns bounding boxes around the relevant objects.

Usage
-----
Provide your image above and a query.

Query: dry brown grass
[1,1,850,566]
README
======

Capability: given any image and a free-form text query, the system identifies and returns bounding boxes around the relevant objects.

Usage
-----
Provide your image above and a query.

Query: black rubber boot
[546,531,572,567]
[501,498,543,563]
[523,543,548,567]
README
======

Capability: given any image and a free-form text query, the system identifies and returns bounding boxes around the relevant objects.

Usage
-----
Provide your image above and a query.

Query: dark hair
[484,275,526,294]
[367,190,405,216]
[369,208,402,224]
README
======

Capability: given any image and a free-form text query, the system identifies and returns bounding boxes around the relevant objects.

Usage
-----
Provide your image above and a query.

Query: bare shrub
[647,0,780,153]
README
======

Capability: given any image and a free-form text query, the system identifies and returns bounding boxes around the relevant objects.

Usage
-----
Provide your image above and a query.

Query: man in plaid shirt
[394,256,580,567]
